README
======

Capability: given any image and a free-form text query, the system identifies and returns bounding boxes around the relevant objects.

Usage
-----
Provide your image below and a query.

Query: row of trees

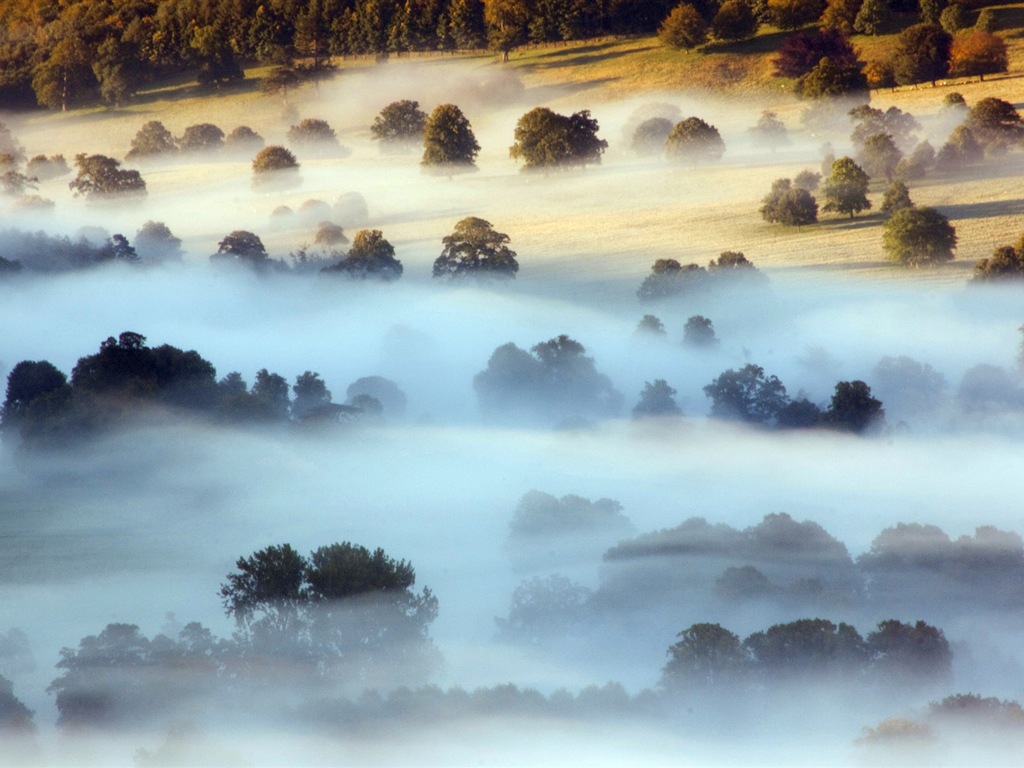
[0,332,399,449]
[0,0,681,109]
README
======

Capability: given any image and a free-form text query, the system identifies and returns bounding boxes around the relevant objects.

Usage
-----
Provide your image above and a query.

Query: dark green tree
[965,97,1024,154]
[322,229,403,281]
[637,258,707,301]
[252,145,301,189]
[422,103,480,173]
[661,623,749,690]
[822,156,870,218]
[881,180,912,215]
[882,206,956,266]
[126,121,178,160]
[178,123,225,153]
[821,380,885,433]
[760,178,818,226]
[683,315,719,347]
[433,216,518,279]
[703,364,789,425]
[891,24,952,86]
[633,379,682,417]
[68,154,146,200]
[665,117,725,165]
[659,3,709,48]
[211,230,269,269]
[973,243,1024,282]
[371,100,428,152]
[509,107,608,171]
[710,0,758,41]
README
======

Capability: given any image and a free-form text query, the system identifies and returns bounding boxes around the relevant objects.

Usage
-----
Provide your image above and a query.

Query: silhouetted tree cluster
[637,252,764,301]
[474,334,623,424]
[1,332,386,449]
[661,618,951,690]
[0,227,154,274]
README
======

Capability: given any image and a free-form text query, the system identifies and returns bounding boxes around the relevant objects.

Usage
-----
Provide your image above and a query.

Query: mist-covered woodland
[4,15,1024,762]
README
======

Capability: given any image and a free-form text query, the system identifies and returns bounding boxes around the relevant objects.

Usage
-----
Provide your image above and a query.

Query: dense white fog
[2,58,1024,765]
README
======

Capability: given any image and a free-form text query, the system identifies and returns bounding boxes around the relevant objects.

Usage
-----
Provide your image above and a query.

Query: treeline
[0,331,401,449]
[0,0,678,109]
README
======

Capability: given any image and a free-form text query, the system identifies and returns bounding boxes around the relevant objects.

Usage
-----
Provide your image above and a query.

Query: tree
[659,3,709,48]
[126,121,177,160]
[322,229,403,281]
[211,230,269,270]
[821,380,885,433]
[972,241,1024,282]
[473,334,622,422]
[796,56,868,98]
[949,31,1007,81]
[371,100,428,152]
[853,0,893,34]
[822,156,870,218]
[484,0,531,60]
[26,154,69,181]
[768,0,828,30]
[703,364,789,425]
[292,371,334,420]
[683,315,719,346]
[760,178,818,226]
[965,97,1024,154]
[2,360,68,433]
[632,117,675,156]
[0,674,32,732]
[135,221,184,262]
[744,619,867,678]
[635,314,667,336]
[882,206,956,266]
[857,133,902,181]
[633,379,682,417]
[666,117,725,165]
[749,110,790,152]
[433,217,518,279]
[637,259,707,301]
[177,123,224,153]
[710,0,758,41]
[891,24,952,86]
[866,620,951,683]
[773,28,860,79]
[849,105,920,152]
[509,107,608,171]
[495,574,593,644]
[287,118,344,157]
[935,125,983,171]
[252,146,301,188]
[880,180,912,215]
[939,2,969,33]
[820,0,860,33]
[221,544,308,638]
[68,154,146,200]
[422,104,480,173]
[661,624,749,690]
[225,126,265,154]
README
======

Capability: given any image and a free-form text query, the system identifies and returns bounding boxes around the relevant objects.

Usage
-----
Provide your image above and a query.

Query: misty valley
[3,54,1024,766]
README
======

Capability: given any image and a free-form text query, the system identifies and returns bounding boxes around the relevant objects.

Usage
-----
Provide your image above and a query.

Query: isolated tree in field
[211,230,270,269]
[882,207,956,266]
[749,111,790,152]
[637,259,707,301]
[683,315,718,347]
[822,380,885,433]
[965,97,1024,154]
[225,126,265,153]
[857,133,902,181]
[68,154,146,200]
[662,623,748,690]
[422,104,480,173]
[880,180,912,215]
[703,364,789,425]
[935,125,983,171]
[509,107,608,171]
[891,24,952,86]
[252,146,301,188]
[433,217,518,279]
[635,315,667,337]
[371,100,428,152]
[178,123,225,153]
[134,221,183,262]
[632,118,675,156]
[633,379,682,417]
[849,105,920,152]
[659,3,708,48]
[822,156,870,218]
[949,31,1008,81]
[972,241,1024,282]
[288,118,344,157]
[666,117,724,165]
[710,0,758,41]
[760,178,818,226]
[126,121,177,160]
[322,229,403,281]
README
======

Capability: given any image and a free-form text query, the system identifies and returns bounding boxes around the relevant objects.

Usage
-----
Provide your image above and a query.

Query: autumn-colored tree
[659,3,709,49]
[949,31,1008,80]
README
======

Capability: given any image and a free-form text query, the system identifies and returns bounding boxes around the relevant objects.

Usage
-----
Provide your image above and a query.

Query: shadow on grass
[701,29,795,56]
[518,44,653,72]
[813,213,885,231]
[938,198,1024,221]
[525,77,620,99]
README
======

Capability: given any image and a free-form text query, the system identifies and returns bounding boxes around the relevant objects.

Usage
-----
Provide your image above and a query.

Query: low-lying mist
[3,58,1024,766]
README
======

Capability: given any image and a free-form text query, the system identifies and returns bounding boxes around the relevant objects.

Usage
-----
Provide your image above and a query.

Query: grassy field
[7,23,1024,291]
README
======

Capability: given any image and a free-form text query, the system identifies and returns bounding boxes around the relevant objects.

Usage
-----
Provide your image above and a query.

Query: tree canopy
[433,217,518,279]
[509,107,608,171]
[882,206,957,266]
[422,104,480,172]
[68,154,146,200]
[371,100,428,152]
[665,117,725,165]
[822,156,871,218]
